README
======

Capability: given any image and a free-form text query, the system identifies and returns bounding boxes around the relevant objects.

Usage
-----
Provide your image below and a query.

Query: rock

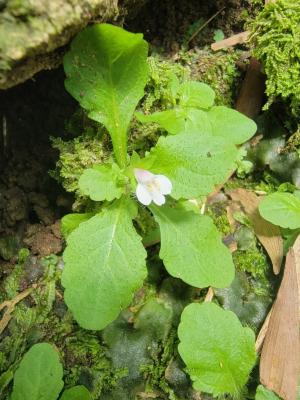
[0,0,146,89]
[23,223,62,256]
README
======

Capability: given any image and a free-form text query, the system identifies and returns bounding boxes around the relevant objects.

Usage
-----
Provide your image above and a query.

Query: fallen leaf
[260,235,300,400]
[228,188,283,274]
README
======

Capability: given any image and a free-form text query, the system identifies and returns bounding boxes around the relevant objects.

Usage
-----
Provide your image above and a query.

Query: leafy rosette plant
[61,23,257,333]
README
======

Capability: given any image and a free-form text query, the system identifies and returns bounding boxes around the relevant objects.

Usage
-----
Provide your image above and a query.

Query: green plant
[259,191,300,229]
[249,0,300,114]
[61,23,257,395]
[11,343,91,400]
[178,302,256,396]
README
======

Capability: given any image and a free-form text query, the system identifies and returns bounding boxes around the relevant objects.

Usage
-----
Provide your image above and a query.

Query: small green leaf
[64,24,148,167]
[178,302,256,396]
[178,81,215,109]
[208,106,257,144]
[136,109,186,134]
[136,108,211,135]
[62,198,147,330]
[255,385,281,400]
[259,192,300,229]
[11,343,63,400]
[79,164,125,201]
[61,213,94,239]
[213,29,225,42]
[60,386,91,400]
[151,205,234,288]
[137,132,238,199]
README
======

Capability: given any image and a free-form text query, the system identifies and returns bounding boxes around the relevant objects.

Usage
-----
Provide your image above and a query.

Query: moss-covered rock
[0,0,147,89]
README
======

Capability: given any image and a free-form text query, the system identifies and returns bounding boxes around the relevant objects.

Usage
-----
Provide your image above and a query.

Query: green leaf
[259,192,300,229]
[178,302,256,396]
[136,108,211,135]
[255,385,281,400]
[11,343,63,400]
[213,29,225,42]
[137,132,238,199]
[61,213,94,239]
[151,205,234,288]
[60,386,91,400]
[78,164,125,201]
[62,198,147,330]
[64,24,148,167]
[208,106,257,144]
[178,81,215,109]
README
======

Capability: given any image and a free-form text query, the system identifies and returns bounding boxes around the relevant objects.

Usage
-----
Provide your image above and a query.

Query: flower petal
[136,183,152,205]
[155,175,172,195]
[134,168,154,184]
[152,190,166,206]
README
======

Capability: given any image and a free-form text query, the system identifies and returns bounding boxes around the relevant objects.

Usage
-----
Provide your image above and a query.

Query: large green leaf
[178,302,256,396]
[136,132,238,199]
[62,198,147,330]
[151,205,234,288]
[78,164,125,201]
[60,386,91,400]
[259,192,300,229]
[64,24,149,167]
[11,343,63,400]
[207,106,257,145]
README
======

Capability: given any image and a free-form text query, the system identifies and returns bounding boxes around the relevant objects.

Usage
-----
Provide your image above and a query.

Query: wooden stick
[211,31,250,51]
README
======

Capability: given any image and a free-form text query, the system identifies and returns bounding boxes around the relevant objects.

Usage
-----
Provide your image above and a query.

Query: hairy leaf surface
[11,343,63,400]
[151,205,234,288]
[79,164,125,201]
[259,192,300,229]
[64,24,148,167]
[178,303,256,396]
[137,132,238,199]
[62,198,147,330]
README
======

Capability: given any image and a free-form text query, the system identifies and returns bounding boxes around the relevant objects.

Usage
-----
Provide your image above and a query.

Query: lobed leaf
[178,302,256,396]
[78,164,125,201]
[151,205,234,288]
[259,192,300,229]
[136,132,238,199]
[64,24,149,167]
[11,343,63,400]
[62,198,147,330]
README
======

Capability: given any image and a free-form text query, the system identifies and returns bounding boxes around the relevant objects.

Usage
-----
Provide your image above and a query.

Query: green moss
[233,248,268,281]
[206,204,231,236]
[189,49,242,107]
[51,129,110,194]
[249,0,300,115]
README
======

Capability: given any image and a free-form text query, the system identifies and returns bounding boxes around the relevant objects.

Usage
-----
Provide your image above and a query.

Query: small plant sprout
[134,168,172,206]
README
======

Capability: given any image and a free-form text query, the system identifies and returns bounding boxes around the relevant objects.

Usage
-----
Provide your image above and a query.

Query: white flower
[134,168,172,206]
